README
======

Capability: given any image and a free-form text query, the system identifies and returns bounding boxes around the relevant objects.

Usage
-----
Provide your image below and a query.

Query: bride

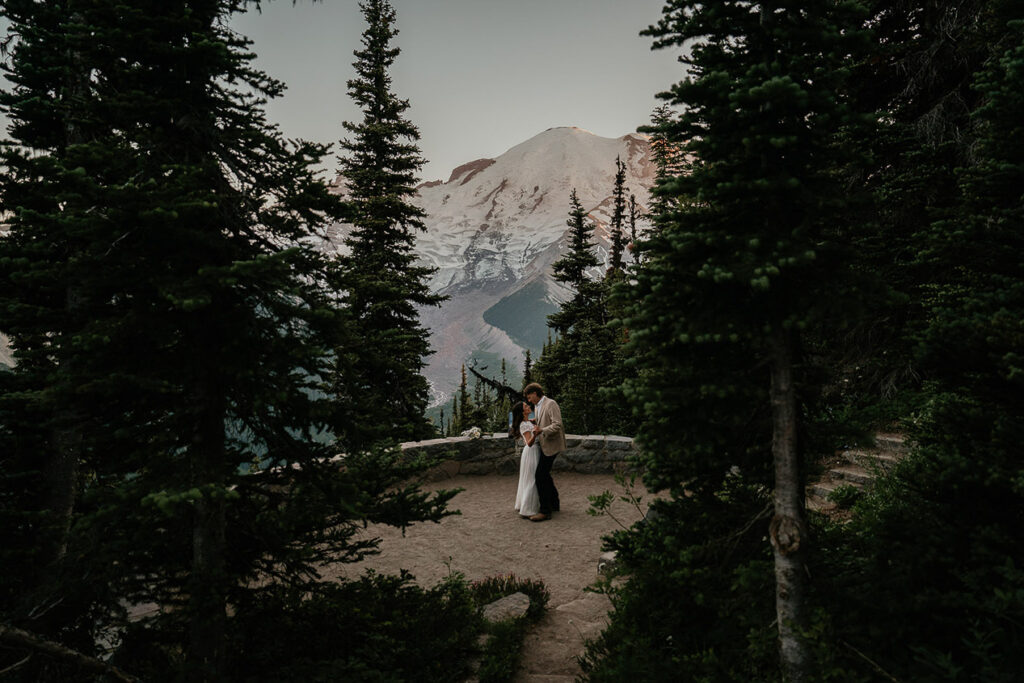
[512,400,540,518]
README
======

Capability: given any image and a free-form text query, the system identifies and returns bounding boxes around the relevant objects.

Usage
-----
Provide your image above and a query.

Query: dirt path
[322,472,649,681]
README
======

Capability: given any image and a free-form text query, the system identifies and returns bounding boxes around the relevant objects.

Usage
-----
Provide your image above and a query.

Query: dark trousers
[535,452,560,515]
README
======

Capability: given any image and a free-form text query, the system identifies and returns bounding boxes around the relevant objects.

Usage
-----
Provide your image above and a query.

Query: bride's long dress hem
[515,432,541,518]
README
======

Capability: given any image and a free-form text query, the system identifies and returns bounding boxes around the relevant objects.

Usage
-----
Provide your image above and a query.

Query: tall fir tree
[457,364,471,432]
[535,189,622,433]
[0,1,455,679]
[814,5,1024,678]
[606,156,628,273]
[0,0,90,614]
[586,1,873,679]
[335,0,443,448]
[627,193,639,256]
[548,189,600,333]
[639,104,684,234]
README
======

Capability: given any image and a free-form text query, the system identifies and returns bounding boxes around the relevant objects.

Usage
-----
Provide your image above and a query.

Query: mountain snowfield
[330,126,657,409]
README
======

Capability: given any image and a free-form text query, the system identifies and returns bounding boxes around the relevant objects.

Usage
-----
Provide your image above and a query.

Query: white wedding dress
[514,421,540,517]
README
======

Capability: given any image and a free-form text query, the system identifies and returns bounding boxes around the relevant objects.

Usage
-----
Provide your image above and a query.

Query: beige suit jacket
[535,397,567,456]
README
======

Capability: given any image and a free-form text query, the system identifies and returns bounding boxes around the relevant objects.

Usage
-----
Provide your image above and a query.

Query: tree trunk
[41,4,90,570]
[187,381,227,682]
[768,327,810,682]
[43,409,80,565]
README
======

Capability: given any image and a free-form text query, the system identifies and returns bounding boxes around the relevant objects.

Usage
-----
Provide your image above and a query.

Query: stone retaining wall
[400,433,639,480]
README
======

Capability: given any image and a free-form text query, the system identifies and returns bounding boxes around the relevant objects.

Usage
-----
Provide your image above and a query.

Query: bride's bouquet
[460,426,483,440]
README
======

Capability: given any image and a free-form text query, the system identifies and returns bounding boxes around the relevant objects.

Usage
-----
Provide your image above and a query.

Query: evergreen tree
[548,190,600,333]
[639,104,684,233]
[448,394,459,436]
[0,1,455,678]
[627,193,639,260]
[535,190,622,434]
[0,0,91,614]
[334,0,443,448]
[588,1,873,678]
[607,156,628,273]
[522,348,533,387]
[456,364,471,432]
[814,7,1024,678]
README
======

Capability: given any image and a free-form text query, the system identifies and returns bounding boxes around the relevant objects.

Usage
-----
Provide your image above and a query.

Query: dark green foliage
[549,189,600,328]
[228,572,480,683]
[810,10,1024,680]
[587,1,1024,681]
[0,1,456,679]
[534,188,634,436]
[581,482,778,682]
[618,0,872,488]
[584,0,874,678]
[831,0,998,417]
[477,619,529,683]
[825,484,862,509]
[607,156,629,273]
[334,0,443,448]
[445,362,517,435]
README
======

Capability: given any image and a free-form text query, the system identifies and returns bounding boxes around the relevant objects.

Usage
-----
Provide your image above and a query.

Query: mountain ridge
[406,126,655,408]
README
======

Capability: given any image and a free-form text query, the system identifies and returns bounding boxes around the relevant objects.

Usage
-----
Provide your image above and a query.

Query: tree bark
[187,380,227,682]
[41,3,90,570]
[768,327,810,682]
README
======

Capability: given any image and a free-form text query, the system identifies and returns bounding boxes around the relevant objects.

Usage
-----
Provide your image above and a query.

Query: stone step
[842,449,901,473]
[829,465,873,487]
[874,433,910,455]
[805,493,836,514]
[807,480,840,500]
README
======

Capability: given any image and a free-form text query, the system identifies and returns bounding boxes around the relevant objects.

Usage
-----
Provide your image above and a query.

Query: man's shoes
[528,513,550,522]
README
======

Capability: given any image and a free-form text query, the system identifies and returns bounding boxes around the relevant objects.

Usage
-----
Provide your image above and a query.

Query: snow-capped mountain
[330,126,656,408]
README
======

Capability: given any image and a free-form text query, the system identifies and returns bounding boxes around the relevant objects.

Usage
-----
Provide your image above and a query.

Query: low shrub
[229,570,480,682]
[826,483,863,508]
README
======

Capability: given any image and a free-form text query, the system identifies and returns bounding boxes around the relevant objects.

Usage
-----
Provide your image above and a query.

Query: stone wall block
[396,434,641,476]
[605,436,633,451]
[421,460,462,482]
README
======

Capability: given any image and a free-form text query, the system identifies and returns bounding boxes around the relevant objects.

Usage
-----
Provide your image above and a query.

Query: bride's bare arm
[523,425,536,447]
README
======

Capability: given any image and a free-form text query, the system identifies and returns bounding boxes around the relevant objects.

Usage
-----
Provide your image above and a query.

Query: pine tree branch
[841,640,902,683]
[0,654,32,676]
[466,365,522,403]
[0,624,137,682]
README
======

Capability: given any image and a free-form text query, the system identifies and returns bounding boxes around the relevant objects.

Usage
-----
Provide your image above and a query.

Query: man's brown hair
[523,382,544,398]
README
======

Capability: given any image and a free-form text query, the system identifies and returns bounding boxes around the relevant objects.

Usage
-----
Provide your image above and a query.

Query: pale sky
[232,0,684,181]
[1,1,685,183]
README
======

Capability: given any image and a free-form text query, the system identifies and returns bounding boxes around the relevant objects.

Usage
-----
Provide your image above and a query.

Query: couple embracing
[512,382,565,522]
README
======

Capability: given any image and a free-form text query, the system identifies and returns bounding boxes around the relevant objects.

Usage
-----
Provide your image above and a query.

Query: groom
[524,382,564,522]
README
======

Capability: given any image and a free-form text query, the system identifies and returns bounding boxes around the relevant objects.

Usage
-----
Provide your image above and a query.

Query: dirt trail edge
[322,472,649,681]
